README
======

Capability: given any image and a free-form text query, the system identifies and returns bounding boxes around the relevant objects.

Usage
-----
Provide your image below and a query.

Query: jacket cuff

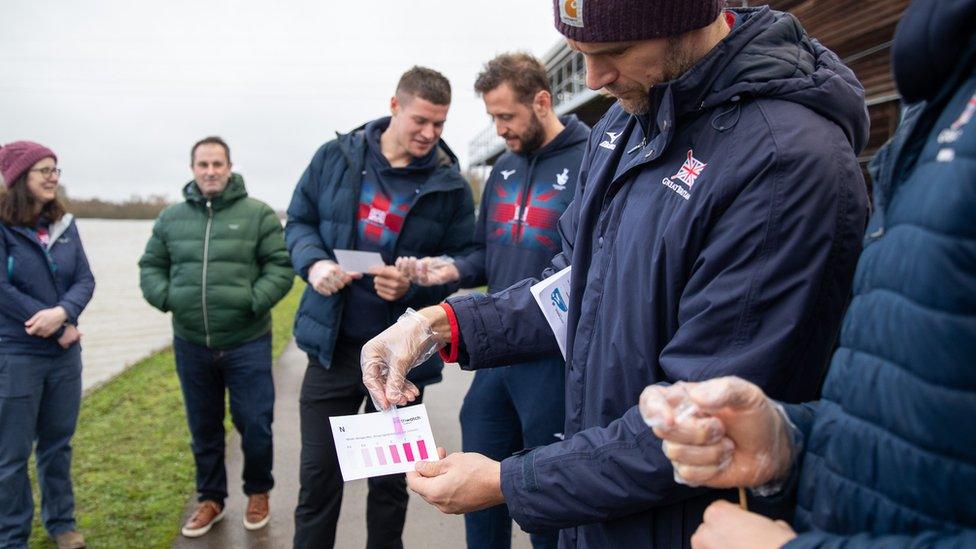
[500,452,546,534]
[300,253,331,280]
[444,293,494,370]
[56,301,80,324]
[452,257,481,288]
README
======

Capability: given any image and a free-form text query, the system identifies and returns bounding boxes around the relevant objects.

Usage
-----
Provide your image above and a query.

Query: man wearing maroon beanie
[366,1,871,547]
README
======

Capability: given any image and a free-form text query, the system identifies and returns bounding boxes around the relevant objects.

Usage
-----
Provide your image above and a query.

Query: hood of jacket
[333,118,467,193]
[643,6,869,154]
[519,114,590,161]
[181,172,249,209]
[892,0,976,103]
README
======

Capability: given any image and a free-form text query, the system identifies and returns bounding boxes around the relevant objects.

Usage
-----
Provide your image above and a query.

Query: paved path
[173,339,532,548]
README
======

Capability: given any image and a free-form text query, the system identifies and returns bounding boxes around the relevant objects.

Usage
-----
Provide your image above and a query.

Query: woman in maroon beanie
[0,141,94,549]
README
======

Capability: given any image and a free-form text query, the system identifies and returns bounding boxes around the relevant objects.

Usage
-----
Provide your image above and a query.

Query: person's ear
[533,90,553,117]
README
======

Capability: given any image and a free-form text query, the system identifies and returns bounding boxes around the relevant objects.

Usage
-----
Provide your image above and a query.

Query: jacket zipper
[516,157,538,238]
[202,200,214,347]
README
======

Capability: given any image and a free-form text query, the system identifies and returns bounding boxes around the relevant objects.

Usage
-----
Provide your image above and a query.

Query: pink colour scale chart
[329,403,439,481]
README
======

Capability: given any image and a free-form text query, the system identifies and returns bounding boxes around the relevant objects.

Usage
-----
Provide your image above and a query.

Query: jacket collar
[182,172,248,209]
[47,213,74,249]
[334,120,468,194]
[8,213,73,251]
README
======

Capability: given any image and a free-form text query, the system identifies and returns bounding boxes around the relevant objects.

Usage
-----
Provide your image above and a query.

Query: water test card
[530,266,572,358]
[329,403,440,481]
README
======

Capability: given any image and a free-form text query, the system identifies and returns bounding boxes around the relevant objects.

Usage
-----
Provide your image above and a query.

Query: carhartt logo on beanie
[0,141,58,189]
[560,0,584,28]
[553,0,725,42]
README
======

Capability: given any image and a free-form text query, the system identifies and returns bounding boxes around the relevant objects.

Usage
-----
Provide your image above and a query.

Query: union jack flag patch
[672,150,707,188]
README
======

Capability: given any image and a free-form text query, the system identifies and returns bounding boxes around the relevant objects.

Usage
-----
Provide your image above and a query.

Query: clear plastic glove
[639,377,795,492]
[309,259,361,296]
[361,308,446,411]
[395,256,460,286]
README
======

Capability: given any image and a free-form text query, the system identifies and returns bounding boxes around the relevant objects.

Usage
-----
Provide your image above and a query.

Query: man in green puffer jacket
[138,136,293,539]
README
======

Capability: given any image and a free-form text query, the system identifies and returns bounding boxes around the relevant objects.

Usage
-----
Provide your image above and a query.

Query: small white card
[530,266,572,358]
[329,403,439,481]
[334,249,385,273]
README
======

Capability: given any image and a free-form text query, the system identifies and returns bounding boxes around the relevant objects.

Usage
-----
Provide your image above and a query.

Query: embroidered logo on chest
[599,131,622,151]
[367,207,387,225]
[936,90,976,163]
[554,168,570,191]
[661,149,708,201]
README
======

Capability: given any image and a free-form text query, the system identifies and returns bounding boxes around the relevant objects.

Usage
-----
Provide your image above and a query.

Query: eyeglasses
[30,167,62,178]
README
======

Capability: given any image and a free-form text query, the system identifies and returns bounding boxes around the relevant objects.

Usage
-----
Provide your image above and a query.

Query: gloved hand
[639,377,795,491]
[308,259,361,296]
[361,308,447,411]
[395,256,460,286]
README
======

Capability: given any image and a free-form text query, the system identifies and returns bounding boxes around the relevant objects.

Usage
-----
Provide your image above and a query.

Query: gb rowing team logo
[936,90,976,163]
[553,168,570,190]
[661,150,707,201]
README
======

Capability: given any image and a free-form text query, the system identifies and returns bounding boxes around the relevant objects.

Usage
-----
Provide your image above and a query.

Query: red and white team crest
[672,150,707,188]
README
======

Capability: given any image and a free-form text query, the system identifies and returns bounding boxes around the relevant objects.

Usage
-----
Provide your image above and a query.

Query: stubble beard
[515,114,547,156]
[617,36,700,116]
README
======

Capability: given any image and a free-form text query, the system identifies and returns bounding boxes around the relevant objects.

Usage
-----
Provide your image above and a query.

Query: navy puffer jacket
[286,123,475,384]
[783,0,976,545]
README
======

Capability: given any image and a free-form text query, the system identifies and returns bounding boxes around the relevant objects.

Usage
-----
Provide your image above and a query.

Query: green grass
[28,279,305,548]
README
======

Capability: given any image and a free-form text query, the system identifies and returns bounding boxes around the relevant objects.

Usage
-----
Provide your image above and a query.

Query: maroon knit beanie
[553,0,726,42]
[0,141,58,189]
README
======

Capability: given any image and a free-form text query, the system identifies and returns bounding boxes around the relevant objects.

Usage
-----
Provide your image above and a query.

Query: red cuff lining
[438,302,459,363]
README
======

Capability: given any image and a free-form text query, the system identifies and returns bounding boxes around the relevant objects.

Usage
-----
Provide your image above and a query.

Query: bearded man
[364,3,870,547]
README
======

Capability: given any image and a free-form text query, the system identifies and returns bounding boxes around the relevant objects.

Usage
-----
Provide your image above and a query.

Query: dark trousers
[0,348,82,548]
[294,340,424,549]
[460,359,565,549]
[173,333,275,505]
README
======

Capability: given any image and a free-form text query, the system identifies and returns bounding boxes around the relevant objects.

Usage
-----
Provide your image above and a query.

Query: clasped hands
[25,305,80,349]
[639,377,799,549]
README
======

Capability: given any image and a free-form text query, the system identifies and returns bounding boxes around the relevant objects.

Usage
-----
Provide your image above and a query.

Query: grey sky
[0,1,562,210]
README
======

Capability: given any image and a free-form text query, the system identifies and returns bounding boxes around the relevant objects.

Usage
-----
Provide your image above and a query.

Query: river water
[75,219,172,391]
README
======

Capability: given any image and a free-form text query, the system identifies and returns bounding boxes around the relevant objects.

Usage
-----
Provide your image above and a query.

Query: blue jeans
[0,348,82,548]
[173,333,274,505]
[460,358,565,549]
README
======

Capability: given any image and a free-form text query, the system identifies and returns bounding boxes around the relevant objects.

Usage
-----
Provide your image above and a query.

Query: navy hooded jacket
[454,116,590,292]
[446,8,869,547]
[779,0,976,546]
[0,214,95,356]
[285,120,475,385]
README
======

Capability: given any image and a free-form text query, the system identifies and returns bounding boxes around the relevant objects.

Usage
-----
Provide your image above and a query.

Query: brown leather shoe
[54,530,86,549]
[243,492,270,531]
[181,500,224,538]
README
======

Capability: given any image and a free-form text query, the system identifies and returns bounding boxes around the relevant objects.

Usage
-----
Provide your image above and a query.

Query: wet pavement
[172,339,532,549]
